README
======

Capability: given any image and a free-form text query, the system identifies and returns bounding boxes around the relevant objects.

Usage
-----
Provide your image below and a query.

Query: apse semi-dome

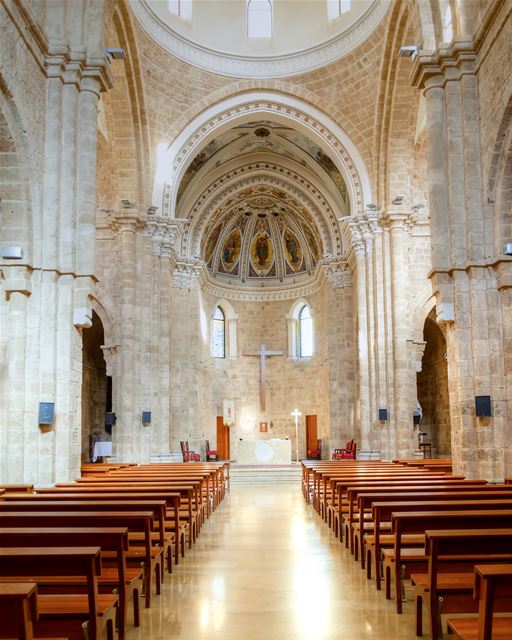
[201,185,323,288]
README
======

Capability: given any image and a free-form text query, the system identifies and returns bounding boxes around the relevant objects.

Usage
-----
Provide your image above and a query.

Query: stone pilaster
[413,45,510,479]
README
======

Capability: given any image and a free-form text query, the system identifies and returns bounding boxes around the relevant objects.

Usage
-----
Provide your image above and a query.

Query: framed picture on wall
[260,421,269,433]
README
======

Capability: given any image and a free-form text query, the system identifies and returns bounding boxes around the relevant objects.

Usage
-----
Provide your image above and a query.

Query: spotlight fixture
[366,203,379,211]
[398,45,418,59]
[147,206,158,215]
[105,48,126,62]
[100,208,113,216]
[121,199,132,209]
[504,243,512,256]
[392,194,405,205]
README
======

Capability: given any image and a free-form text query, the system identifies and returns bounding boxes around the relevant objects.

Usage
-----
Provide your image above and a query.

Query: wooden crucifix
[243,343,284,411]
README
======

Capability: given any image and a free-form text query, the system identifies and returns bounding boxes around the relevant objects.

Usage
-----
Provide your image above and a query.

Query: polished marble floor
[127,483,420,639]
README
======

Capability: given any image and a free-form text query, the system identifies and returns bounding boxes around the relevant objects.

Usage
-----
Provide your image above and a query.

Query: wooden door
[216,416,230,460]
[305,415,318,451]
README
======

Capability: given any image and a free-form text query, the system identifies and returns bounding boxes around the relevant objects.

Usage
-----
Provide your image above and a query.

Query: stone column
[413,47,510,479]
[322,259,355,453]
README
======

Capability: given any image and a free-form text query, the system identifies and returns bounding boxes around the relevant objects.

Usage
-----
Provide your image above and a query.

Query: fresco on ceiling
[220,228,242,274]
[176,132,247,204]
[276,131,348,202]
[301,223,321,264]
[250,230,274,276]
[203,222,223,266]
[283,229,303,272]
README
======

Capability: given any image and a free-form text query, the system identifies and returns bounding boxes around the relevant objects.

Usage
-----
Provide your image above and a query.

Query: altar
[237,439,292,464]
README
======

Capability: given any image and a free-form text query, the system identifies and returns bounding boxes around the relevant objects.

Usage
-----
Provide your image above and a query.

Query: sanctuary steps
[230,464,301,484]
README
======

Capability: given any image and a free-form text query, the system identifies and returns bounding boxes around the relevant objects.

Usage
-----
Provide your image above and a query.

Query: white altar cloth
[237,439,292,464]
[93,441,112,462]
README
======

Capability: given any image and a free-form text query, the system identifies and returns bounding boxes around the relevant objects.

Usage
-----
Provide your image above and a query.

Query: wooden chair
[331,440,356,460]
[180,441,200,462]
[307,439,322,460]
[205,441,219,462]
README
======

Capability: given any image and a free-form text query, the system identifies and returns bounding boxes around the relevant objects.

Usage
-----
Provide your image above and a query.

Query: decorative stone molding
[341,210,381,257]
[101,344,121,376]
[44,51,113,93]
[145,216,187,257]
[184,169,342,259]
[198,266,329,302]
[320,257,352,289]
[163,97,367,215]
[411,40,477,91]
[408,339,427,373]
[171,257,203,289]
[130,0,389,79]
[109,212,147,235]
[0,265,32,300]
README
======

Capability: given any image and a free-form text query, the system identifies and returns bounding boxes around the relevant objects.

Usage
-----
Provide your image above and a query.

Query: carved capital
[341,210,381,256]
[101,344,121,376]
[408,339,427,372]
[411,40,477,91]
[171,257,204,289]
[145,216,187,258]
[320,257,352,289]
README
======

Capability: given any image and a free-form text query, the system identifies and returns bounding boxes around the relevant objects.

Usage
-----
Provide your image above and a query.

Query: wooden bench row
[302,460,512,640]
[0,461,229,640]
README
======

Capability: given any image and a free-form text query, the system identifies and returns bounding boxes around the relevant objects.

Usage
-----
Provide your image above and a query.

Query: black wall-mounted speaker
[378,408,388,421]
[475,395,492,417]
[105,412,117,426]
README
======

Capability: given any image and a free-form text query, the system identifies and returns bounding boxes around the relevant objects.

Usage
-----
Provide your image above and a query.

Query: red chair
[205,440,219,461]
[180,440,200,462]
[332,439,356,460]
[307,438,322,460]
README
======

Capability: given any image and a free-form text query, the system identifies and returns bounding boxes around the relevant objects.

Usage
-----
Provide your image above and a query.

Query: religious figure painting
[283,229,303,271]
[250,231,274,275]
[203,223,223,265]
[221,228,242,272]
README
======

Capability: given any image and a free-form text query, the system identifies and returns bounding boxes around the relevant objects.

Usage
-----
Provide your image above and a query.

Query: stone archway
[416,309,451,456]
[81,311,111,462]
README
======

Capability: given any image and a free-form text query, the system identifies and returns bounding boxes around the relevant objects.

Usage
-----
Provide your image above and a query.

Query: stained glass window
[213,306,225,358]
[299,304,313,357]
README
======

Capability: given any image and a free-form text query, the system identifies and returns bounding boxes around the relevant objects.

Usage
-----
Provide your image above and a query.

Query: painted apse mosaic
[200,184,324,287]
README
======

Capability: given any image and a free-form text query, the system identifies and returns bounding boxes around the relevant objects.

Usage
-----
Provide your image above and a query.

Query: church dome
[131,0,388,77]
[201,184,323,286]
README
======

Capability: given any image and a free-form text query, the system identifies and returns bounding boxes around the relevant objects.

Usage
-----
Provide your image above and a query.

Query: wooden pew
[46,481,199,549]
[2,492,182,569]
[0,511,158,609]
[349,484,512,589]
[0,527,142,639]
[352,488,512,576]
[0,582,51,640]
[336,479,487,544]
[447,564,512,640]
[0,547,118,640]
[0,485,33,494]
[388,510,512,615]
[411,530,512,640]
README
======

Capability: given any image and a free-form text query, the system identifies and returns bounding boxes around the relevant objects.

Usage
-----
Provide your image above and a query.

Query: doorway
[81,311,109,462]
[306,415,318,451]
[216,416,230,460]
[416,310,451,455]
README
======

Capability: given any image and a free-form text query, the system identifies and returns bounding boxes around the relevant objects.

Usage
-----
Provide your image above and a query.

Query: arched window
[441,1,454,42]
[287,299,314,359]
[327,0,351,21]
[212,306,225,358]
[299,304,313,357]
[247,0,272,38]
[168,0,192,20]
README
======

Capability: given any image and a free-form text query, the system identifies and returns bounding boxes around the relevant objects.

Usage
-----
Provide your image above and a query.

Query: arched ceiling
[175,119,348,292]
[130,0,388,77]
[201,183,323,286]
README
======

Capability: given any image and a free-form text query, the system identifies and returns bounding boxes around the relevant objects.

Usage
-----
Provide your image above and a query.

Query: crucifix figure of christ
[243,343,284,411]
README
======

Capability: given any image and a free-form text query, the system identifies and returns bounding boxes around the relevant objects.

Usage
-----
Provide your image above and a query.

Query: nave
[130,483,415,640]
